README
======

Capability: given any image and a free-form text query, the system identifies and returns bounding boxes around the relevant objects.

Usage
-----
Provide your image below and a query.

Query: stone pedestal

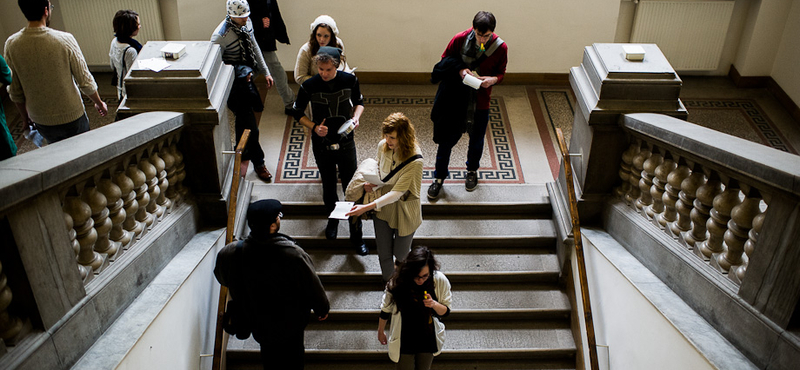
[117,41,234,225]
[564,43,688,224]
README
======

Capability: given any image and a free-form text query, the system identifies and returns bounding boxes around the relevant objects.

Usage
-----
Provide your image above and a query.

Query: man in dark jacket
[428,11,507,199]
[249,0,295,114]
[215,199,329,370]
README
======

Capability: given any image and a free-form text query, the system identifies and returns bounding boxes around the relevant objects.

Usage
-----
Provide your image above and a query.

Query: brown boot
[254,164,272,182]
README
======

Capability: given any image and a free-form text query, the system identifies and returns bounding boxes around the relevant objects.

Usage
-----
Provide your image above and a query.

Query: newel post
[563,43,687,224]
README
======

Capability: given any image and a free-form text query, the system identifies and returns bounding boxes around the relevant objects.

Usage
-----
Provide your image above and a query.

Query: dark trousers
[433,109,490,179]
[258,330,305,370]
[233,108,265,166]
[229,79,265,166]
[36,113,90,144]
[312,138,361,241]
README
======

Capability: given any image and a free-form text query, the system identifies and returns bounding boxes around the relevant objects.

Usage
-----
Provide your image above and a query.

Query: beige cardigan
[373,140,423,237]
[293,39,349,85]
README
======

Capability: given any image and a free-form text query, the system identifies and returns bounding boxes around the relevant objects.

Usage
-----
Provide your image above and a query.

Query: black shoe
[354,243,369,256]
[465,171,478,192]
[325,219,338,240]
[284,107,294,115]
[427,179,444,200]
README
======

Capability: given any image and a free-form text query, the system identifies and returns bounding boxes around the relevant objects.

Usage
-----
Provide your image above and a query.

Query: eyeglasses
[415,273,430,281]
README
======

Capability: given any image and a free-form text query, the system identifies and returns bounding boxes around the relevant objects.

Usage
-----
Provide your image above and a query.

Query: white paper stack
[462,73,482,90]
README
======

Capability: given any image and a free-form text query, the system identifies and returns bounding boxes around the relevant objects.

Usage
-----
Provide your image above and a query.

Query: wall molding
[729,64,800,124]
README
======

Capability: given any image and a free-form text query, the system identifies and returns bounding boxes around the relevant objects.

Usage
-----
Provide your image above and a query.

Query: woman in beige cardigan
[347,113,423,281]
[293,15,349,85]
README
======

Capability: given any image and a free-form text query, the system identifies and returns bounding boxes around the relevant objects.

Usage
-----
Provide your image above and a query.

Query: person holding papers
[347,113,423,281]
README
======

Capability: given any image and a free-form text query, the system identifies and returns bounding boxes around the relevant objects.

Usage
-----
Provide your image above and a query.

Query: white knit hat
[310,15,339,36]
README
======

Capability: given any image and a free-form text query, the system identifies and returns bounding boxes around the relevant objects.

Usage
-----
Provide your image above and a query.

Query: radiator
[630,0,734,71]
[60,0,165,66]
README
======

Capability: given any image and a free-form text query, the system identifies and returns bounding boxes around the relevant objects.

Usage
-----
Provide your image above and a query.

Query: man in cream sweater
[4,0,108,144]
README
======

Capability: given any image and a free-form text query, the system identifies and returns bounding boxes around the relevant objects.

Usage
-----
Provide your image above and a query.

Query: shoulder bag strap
[381,154,422,183]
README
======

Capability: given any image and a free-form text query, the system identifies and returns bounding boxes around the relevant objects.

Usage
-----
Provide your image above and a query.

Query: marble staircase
[226,183,577,370]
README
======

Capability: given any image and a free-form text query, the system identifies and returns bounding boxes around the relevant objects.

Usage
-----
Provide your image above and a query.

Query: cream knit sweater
[4,27,97,126]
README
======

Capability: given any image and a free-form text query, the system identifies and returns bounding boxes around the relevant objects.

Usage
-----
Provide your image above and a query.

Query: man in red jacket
[428,11,507,199]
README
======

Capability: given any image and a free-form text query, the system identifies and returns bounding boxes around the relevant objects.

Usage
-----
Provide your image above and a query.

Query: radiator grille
[631,0,734,71]
[61,0,164,66]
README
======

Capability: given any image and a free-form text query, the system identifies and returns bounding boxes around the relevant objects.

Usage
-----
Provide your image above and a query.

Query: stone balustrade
[618,113,800,329]
[0,112,200,367]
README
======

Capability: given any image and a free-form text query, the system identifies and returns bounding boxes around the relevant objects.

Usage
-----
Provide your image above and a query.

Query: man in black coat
[215,199,329,370]
[249,0,295,114]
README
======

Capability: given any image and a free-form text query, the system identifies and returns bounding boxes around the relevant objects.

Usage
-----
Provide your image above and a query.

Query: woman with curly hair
[377,246,451,369]
[347,112,423,281]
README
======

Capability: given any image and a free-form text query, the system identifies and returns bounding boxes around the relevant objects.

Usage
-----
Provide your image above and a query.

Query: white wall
[733,0,793,76]
[116,239,222,370]
[159,0,620,74]
[571,235,716,370]
[771,0,800,105]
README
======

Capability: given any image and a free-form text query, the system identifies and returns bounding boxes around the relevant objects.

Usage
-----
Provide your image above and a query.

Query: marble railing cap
[0,112,184,212]
[623,113,800,196]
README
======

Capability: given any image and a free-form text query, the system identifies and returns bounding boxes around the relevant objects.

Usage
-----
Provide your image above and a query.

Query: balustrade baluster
[139,152,160,228]
[616,142,636,199]
[172,141,188,200]
[81,179,115,269]
[638,147,662,217]
[649,151,676,225]
[157,142,174,213]
[702,179,741,266]
[63,193,101,283]
[688,170,721,253]
[113,167,135,249]
[662,157,691,237]
[625,143,648,206]
[674,163,704,246]
[0,260,23,344]
[130,156,153,235]
[717,187,761,277]
[731,199,766,285]
[98,169,125,261]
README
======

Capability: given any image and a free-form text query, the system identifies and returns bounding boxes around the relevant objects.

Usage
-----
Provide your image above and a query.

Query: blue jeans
[36,113,90,144]
[433,109,489,179]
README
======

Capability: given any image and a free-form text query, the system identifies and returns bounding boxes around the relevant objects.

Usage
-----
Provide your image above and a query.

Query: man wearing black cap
[291,46,368,256]
[215,199,329,370]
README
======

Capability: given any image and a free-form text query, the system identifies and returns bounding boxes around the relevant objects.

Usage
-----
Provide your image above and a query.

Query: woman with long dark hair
[377,246,451,370]
[109,9,141,100]
[293,15,350,85]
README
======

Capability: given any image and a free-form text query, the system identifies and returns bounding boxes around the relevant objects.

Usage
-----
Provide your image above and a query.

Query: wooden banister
[556,128,600,370]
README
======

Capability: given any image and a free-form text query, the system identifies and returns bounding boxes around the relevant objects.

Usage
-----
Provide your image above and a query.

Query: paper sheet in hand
[462,73,482,90]
[362,172,384,186]
[329,201,355,219]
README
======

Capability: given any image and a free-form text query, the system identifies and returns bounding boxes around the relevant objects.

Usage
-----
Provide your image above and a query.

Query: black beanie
[247,199,282,237]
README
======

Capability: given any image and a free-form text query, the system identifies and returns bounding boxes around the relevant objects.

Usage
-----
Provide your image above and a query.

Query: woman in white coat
[109,10,141,100]
[377,246,451,370]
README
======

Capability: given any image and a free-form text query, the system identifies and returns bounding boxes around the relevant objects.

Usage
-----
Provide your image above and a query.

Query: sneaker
[325,219,338,240]
[254,165,272,182]
[427,179,444,200]
[465,171,478,192]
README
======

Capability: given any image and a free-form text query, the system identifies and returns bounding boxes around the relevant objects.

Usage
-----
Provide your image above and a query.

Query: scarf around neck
[115,34,142,53]
[226,15,257,68]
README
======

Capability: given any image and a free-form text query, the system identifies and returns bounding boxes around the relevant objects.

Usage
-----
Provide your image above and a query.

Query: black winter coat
[248,0,290,52]
[430,56,472,144]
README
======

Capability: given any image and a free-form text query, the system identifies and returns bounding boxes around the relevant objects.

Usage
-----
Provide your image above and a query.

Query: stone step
[321,283,570,321]
[227,319,576,360]
[310,249,560,276]
[230,357,576,370]
[279,218,557,250]
[251,183,552,218]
